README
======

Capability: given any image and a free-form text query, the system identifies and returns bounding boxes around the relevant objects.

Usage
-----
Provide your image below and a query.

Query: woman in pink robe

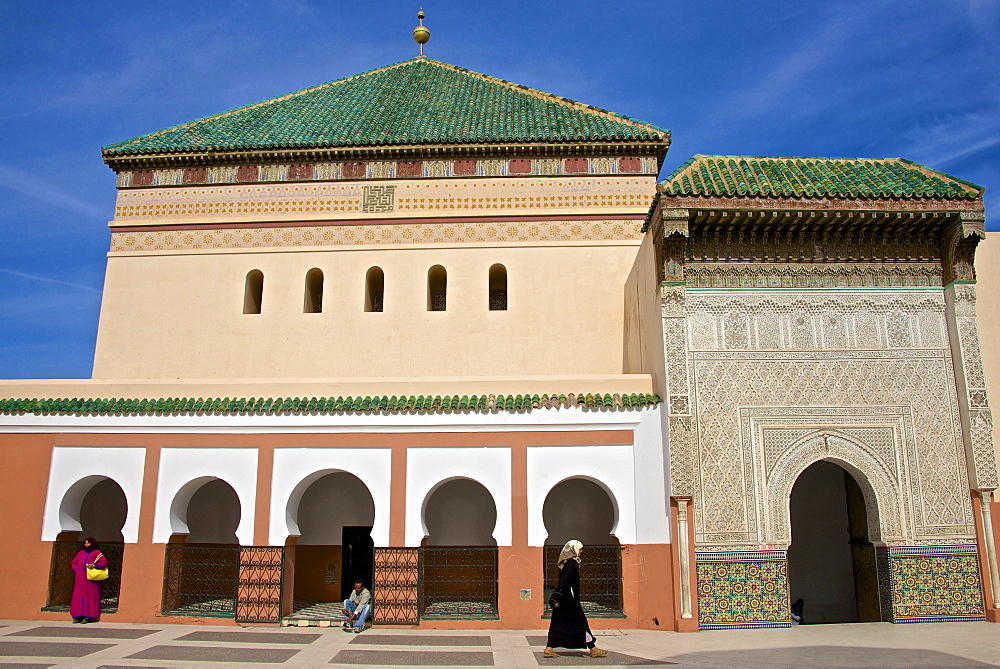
[70,537,107,623]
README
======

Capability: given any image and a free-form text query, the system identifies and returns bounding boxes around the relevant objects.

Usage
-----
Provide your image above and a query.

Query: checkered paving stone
[8,627,157,639]
[532,651,674,665]
[175,631,321,644]
[127,645,300,663]
[331,649,494,665]
[286,600,343,619]
[349,634,492,646]
[0,664,53,669]
[0,641,113,657]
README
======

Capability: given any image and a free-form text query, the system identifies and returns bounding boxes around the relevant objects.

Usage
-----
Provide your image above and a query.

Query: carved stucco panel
[691,353,973,545]
[765,432,903,544]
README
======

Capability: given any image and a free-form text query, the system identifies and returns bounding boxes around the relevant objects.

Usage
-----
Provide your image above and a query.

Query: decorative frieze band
[116,156,659,188]
[109,219,644,253]
[112,179,654,222]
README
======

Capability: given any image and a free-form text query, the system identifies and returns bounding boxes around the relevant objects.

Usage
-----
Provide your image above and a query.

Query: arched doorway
[288,471,376,620]
[162,478,242,617]
[45,477,128,614]
[420,478,498,618]
[542,478,623,616]
[787,461,883,624]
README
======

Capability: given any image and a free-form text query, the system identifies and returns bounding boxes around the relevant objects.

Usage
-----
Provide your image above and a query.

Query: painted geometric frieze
[696,550,790,630]
[886,545,985,622]
[109,219,643,254]
[685,290,948,351]
[116,156,660,188]
[690,351,973,546]
[111,178,654,222]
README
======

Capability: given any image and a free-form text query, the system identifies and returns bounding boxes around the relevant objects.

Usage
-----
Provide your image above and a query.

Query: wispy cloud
[709,11,857,122]
[0,268,101,293]
[898,109,1000,168]
[0,165,105,219]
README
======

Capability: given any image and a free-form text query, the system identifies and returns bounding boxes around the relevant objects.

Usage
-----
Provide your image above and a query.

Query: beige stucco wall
[623,233,667,397]
[92,243,642,379]
[0,374,654,400]
[972,231,1000,490]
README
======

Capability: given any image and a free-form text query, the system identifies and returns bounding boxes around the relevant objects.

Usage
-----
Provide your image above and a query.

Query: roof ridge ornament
[413,8,430,58]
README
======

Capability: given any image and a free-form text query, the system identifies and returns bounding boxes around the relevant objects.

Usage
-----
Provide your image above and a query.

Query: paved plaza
[1,619,999,667]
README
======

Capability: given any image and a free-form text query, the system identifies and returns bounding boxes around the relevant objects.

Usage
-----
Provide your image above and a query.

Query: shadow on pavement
[670,645,992,667]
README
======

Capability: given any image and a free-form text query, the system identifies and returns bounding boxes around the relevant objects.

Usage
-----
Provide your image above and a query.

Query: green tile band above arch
[0,393,661,416]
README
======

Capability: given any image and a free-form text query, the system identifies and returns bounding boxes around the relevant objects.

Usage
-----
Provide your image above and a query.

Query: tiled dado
[109,219,643,253]
[116,156,660,188]
[112,179,654,222]
[695,544,986,630]
[886,544,985,623]
[696,550,791,630]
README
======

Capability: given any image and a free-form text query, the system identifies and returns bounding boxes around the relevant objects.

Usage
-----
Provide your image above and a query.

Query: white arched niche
[153,448,257,544]
[270,448,391,546]
[421,476,499,546]
[42,447,145,542]
[527,445,635,547]
[406,447,511,547]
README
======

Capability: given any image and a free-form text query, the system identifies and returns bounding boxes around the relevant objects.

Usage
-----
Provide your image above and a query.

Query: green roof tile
[102,58,669,157]
[660,155,983,200]
[0,393,660,416]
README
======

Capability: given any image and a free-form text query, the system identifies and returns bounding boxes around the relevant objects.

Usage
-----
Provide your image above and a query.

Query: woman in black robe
[544,540,608,658]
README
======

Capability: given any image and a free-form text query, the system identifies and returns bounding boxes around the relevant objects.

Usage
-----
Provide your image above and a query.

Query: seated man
[341,579,371,633]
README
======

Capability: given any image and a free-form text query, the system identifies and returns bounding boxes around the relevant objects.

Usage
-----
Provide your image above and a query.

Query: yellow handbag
[86,552,109,581]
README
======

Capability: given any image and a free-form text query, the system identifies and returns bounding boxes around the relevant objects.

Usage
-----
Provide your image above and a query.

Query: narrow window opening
[365,267,384,312]
[488,264,507,311]
[243,270,263,314]
[304,268,324,313]
[427,265,447,311]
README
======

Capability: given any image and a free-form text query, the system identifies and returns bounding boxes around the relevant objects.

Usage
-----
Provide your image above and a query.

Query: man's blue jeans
[343,599,370,629]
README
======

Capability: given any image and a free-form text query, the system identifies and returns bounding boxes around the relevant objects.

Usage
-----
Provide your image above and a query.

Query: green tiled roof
[660,155,983,200]
[102,58,669,157]
[0,393,660,416]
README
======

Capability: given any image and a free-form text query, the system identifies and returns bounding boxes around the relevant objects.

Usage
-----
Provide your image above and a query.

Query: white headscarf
[557,539,583,569]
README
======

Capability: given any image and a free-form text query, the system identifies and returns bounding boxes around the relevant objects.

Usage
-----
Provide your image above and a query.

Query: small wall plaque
[520,589,531,600]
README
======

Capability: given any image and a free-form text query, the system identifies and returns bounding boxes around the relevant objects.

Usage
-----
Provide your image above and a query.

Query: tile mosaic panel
[887,544,985,622]
[696,550,791,630]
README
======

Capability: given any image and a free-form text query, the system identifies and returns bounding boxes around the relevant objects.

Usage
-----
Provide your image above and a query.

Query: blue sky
[1,0,998,379]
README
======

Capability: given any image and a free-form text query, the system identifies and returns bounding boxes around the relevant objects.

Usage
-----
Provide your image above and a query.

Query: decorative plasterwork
[115,156,660,188]
[948,283,999,490]
[109,219,643,254]
[686,263,942,288]
[686,290,948,351]
[762,427,906,544]
[686,289,975,549]
[111,177,654,224]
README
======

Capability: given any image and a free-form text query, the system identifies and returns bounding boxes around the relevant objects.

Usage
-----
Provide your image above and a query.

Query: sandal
[543,648,560,658]
[588,648,608,658]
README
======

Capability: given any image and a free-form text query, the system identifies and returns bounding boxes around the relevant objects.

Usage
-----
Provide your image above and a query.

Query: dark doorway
[787,460,882,623]
[341,526,374,601]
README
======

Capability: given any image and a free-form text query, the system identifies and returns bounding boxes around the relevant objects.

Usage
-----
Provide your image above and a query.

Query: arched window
[488,264,507,311]
[427,265,447,311]
[304,268,323,313]
[365,267,384,313]
[243,270,263,314]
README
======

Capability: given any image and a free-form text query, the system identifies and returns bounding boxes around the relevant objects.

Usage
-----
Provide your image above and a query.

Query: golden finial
[413,8,430,57]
